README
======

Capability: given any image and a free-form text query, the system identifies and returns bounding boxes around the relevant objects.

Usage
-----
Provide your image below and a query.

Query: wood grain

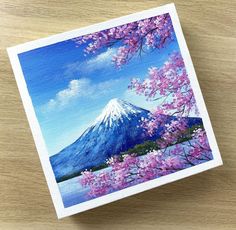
[0,0,236,229]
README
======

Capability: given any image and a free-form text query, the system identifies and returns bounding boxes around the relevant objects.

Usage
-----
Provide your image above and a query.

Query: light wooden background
[0,0,236,229]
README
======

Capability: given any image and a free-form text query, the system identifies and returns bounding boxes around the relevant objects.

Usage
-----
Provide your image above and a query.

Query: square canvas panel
[7,3,222,218]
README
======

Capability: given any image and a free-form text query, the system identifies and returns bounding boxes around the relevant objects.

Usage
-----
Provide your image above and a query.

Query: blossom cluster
[80,150,180,198]
[129,52,198,117]
[73,14,174,67]
[158,118,188,148]
[80,131,212,198]
[188,128,212,161]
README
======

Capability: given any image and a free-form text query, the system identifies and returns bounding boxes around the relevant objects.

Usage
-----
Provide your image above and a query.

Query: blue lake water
[58,176,89,207]
[58,167,112,207]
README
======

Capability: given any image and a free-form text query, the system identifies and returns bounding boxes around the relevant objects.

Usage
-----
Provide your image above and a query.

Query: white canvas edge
[7,3,223,219]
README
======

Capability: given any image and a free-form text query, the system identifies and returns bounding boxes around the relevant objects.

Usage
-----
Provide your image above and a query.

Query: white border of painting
[7,3,222,219]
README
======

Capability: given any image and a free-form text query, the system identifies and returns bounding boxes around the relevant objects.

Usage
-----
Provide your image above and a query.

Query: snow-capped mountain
[50,98,202,182]
[95,98,144,127]
[50,98,151,182]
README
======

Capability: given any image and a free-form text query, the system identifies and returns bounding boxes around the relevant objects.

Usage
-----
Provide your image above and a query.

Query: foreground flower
[80,134,212,198]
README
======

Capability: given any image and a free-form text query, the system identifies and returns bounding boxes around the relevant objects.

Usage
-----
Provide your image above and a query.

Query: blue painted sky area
[18,35,181,156]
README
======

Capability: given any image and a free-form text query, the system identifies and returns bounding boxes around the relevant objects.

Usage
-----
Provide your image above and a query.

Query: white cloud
[57,79,90,103]
[43,77,121,112]
[86,48,116,70]
[44,78,90,111]
[64,48,117,76]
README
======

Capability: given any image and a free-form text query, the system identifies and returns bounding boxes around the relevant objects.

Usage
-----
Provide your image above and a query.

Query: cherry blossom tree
[129,52,198,117]
[80,127,211,198]
[77,13,213,198]
[127,51,212,165]
[73,13,174,67]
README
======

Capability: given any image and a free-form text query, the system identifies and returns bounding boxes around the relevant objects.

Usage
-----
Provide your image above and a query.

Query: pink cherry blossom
[73,13,174,67]
[80,131,212,198]
[129,52,198,118]
[78,13,213,199]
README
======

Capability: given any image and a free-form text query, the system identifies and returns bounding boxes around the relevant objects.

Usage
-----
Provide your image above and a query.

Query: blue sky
[18,35,180,156]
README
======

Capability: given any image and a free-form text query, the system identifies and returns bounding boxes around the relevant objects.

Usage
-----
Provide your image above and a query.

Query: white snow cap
[95,98,142,127]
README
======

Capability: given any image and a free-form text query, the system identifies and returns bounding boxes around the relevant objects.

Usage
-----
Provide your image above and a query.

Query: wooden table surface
[0,0,236,229]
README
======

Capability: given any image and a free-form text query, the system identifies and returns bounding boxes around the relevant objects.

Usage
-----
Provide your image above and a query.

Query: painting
[7,3,222,218]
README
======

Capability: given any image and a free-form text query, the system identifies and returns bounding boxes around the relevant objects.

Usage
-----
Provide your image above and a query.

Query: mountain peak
[106,98,123,107]
[94,98,143,127]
